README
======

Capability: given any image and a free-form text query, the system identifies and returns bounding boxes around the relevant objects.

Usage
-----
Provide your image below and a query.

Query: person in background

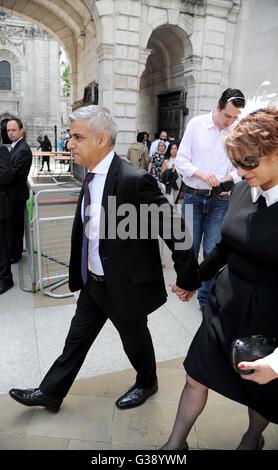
[7,118,32,264]
[148,141,167,183]
[175,88,245,315]
[149,130,169,156]
[39,135,52,172]
[36,134,43,150]
[161,141,182,205]
[0,145,14,294]
[58,135,65,152]
[127,132,150,170]
[161,107,278,451]
[142,131,151,152]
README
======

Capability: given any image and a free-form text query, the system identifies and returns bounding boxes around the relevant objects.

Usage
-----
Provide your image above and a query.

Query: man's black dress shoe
[0,280,14,295]
[9,388,62,412]
[116,381,158,409]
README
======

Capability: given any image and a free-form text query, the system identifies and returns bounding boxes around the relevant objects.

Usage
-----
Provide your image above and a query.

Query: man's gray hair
[69,105,117,145]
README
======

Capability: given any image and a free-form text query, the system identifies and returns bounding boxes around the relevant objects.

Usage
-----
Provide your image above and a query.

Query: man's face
[7,120,24,142]
[160,131,168,141]
[67,119,108,170]
[215,102,242,129]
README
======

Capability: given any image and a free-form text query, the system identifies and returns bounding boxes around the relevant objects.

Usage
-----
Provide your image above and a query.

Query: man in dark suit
[9,105,200,412]
[0,145,14,294]
[6,118,32,263]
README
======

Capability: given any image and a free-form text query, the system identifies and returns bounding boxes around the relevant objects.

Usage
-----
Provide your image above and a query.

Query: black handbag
[211,180,235,197]
[231,335,277,375]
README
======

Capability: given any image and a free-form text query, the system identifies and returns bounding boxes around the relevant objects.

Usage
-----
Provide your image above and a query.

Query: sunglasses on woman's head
[229,155,261,170]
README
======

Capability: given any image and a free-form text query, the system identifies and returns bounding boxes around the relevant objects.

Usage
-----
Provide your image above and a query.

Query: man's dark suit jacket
[69,153,200,322]
[0,145,13,220]
[8,138,32,205]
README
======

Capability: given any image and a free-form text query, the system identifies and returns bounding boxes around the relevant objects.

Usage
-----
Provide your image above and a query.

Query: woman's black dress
[184,181,278,423]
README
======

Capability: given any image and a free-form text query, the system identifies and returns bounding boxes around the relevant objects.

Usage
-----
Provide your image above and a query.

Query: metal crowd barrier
[19,187,80,298]
[18,188,36,293]
[31,151,78,185]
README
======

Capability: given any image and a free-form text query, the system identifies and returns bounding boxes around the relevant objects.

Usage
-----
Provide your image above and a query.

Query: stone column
[95,0,142,156]
[191,0,240,114]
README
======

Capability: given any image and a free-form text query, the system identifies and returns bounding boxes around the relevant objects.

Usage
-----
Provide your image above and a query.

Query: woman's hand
[170,282,195,302]
[238,359,278,384]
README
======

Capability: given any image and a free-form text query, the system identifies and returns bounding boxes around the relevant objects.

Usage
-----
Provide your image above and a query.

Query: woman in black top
[161,108,278,450]
[39,135,52,171]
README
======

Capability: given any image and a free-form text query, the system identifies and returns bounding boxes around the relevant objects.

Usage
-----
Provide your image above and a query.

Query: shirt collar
[251,184,278,207]
[206,112,215,129]
[11,137,23,148]
[207,111,237,133]
[88,149,114,175]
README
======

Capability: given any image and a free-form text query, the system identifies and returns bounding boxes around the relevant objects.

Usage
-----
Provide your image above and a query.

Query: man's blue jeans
[182,193,229,306]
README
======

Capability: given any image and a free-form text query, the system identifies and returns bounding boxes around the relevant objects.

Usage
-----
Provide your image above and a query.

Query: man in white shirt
[175,88,245,313]
[149,130,169,156]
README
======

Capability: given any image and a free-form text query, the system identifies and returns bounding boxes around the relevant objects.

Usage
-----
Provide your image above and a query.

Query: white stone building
[0,12,64,146]
[0,0,277,155]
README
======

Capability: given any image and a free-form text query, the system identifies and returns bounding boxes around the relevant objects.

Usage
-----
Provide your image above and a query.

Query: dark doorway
[1,118,13,144]
[158,91,188,140]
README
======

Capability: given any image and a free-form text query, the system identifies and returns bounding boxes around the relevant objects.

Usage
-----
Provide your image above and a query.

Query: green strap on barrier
[27,193,33,223]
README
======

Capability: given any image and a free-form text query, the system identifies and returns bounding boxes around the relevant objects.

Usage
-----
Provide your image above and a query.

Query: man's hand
[238,359,278,384]
[219,175,233,195]
[219,191,231,196]
[170,282,195,302]
[195,170,220,187]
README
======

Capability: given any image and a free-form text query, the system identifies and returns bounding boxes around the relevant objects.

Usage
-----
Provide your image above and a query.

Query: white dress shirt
[81,149,114,275]
[252,183,278,375]
[175,112,240,189]
[11,137,23,148]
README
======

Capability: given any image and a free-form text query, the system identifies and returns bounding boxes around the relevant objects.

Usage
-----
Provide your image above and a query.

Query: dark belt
[184,184,213,196]
[88,272,105,282]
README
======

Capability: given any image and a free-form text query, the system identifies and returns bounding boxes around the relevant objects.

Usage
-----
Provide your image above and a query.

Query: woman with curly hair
[161,108,278,450]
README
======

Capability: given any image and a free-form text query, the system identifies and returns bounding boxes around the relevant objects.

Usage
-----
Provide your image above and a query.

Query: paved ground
[1,257,278,451]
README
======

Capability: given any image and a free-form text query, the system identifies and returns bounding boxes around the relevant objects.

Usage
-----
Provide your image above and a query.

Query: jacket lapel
[10,139,22,160]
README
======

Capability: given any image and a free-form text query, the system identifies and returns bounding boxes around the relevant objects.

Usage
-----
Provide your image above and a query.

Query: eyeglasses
[229,155,262,170]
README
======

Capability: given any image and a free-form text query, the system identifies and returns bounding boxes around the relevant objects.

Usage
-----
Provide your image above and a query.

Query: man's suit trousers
[39,276,157,398]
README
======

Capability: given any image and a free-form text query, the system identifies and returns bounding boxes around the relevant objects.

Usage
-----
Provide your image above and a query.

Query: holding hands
[170,282,195,302]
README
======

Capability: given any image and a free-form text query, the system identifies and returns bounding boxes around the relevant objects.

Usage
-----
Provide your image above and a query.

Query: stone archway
[138,24,194,140]
[0,1,97,102]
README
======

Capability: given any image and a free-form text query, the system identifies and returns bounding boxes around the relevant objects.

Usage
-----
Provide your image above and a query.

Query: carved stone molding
[96,43,114,61]
[182,55,202,73]
[0,26,24,47]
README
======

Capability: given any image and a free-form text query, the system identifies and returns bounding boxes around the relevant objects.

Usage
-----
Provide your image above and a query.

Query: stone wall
[230,0,278,101]
[2,1,278,154]
[0,13,62,146]
[84,0,240,154]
